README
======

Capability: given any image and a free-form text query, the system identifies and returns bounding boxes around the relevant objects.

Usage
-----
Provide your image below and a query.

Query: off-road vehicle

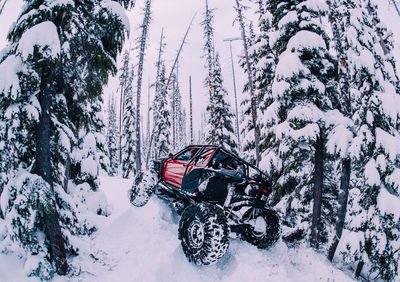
[128,145,280,265]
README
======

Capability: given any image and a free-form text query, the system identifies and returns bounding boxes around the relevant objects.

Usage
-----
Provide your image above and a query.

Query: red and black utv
[128,145,280,265]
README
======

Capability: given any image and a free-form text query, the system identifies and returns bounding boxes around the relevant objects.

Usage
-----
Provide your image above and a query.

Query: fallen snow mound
[0,176,355,281]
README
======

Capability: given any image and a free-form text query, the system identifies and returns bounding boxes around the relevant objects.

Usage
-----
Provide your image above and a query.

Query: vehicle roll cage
[171,145,267,179]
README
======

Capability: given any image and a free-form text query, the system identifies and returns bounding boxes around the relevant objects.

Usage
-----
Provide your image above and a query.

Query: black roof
[182,144,265,176]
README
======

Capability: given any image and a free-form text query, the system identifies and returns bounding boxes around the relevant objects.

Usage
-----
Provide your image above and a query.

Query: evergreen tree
[240,4,277,166]
[205,53,237,151]
[201,0,236,150]
[326,0,400,279]
[107,94,119,176]
[118,50,131,164]
[122,65,137,178]
[170,72,187,150]
[0,0,133,278]
[266,0,339,247]
[234,0,261,166]
[152,62,171,158]
[134,0,152,173]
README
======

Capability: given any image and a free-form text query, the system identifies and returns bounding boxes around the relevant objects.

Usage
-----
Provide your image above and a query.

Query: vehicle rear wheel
[127,170,157,207]
[241,208,280,249]
[179,203,229,265]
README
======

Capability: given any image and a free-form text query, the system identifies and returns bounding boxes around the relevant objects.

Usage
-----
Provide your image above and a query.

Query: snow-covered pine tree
[189,76,194,144]
[234,0,261,166]
[122,65,137,178]
[180,108,187,148]
[325,0,353,264]
[134,0,152,173]
[240,22,259,162]
[118,50,131,164]
[266,0,340,247]
[201,1,236,150]
[170,73,180,150]
[106,94,119,176]
[240,2,278,167]
[325,0,400,279]
[201,0,215,106]
[205,52,237,151]
[152,62,171,159]
[170,71,187,150]
[0,0,132,278]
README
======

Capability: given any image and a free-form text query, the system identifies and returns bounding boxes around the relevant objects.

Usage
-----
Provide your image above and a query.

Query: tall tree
[205,52,237,151]
[325,0,353,263]
[106,93,119,176]
[189,76,194,144]
[118,50,131,164]
[134,0,152,173]
[170,72,186,150]
[122,65,136,178]
[325,0,400,279]
[152,62,171,159]
[0,0,133,278]
[266,0,340,248]
[0,0,7,15]
[234,0,261,166]
[201,0,236,150]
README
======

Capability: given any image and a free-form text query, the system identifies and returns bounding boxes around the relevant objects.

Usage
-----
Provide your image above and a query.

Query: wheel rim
[187,219,205,248]
[251,216,267,238]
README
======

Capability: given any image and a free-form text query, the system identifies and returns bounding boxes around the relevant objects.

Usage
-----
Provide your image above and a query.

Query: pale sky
[0,0,254,141]
[119,0,254,139]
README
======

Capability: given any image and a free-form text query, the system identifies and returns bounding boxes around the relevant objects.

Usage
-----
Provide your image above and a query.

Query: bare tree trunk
[0,195,3,219]
[135,0,152,173]
[119,82,124,165]
[37,64,68,275]
[145,29,164,168]
[165,14,196,90]
[328,158,350,260]
[355,260,364,278]
[145,77,151,169]
[63,158,71,193]
[310,131,324,249]
[234,0,260,166]
[189,76,193,144]
[0,0,8,15]
[390,0,400,16]
[228,40,241,152]
[172,79,176,149]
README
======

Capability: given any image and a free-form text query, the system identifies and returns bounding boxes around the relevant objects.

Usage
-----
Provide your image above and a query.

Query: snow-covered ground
[1,176,355,282]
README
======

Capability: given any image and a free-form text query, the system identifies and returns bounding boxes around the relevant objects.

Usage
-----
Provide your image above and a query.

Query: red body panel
[162,147,215,188]
[162,159,187,187]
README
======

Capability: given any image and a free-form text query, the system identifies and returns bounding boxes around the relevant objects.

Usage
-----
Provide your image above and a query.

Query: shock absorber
[224,183,236,207]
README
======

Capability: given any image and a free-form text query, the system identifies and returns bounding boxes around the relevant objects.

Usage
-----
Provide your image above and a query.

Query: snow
[0,176,355,281]
[353,49,376,74]
[274,51,309,80]
[17,21,60,60]
[81,156,98,177]
[377,187,400,221]
[278,11,298,29]
[327,124,353,158]
[286,30,326,51]
[364,159,380,187]
[0,55,22,99]
[298,0,328,13]
[375,128,400,161]
[102,0,131,34]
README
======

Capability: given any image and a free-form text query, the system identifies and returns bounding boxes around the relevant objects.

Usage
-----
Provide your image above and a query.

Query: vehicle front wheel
[179,203,229,265]
[241,208,280,249]
[127,169,157,207]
